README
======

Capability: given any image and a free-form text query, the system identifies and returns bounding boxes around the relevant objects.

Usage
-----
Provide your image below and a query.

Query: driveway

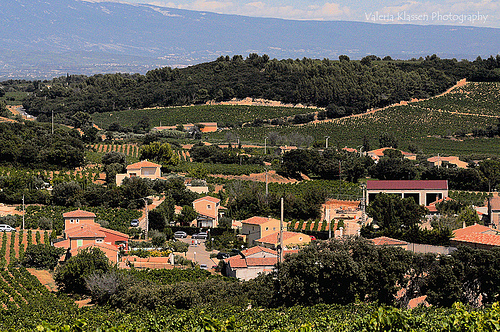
[177,237,219,268]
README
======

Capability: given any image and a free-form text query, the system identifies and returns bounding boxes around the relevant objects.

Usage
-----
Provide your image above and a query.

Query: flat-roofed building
[366,180,448,206]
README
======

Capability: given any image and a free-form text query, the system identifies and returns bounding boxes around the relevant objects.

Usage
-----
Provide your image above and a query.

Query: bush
[54,247,112,294]
[22,244,65,270]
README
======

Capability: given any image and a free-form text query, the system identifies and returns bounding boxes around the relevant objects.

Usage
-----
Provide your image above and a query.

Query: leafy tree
[456,206,481,227]
[22,244,65,270]
[478,159,500,192]
[139,142,180,167]
[367,193,427,232]
[177,205,198,226]
[55,247,112,294]
[51,181,83,207]
[379,132,398,148]
[148,210,166,231]
[102,151,127,166]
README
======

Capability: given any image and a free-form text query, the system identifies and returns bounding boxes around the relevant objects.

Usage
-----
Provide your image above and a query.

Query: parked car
[0,224,15,232]
[200,264,208,270]
[217,252,230,260]
[192,232,208,240]
[130,219,139,227]
[174,231,188,238]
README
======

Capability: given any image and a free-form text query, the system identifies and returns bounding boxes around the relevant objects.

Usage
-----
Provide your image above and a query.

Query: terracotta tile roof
[428,156,459,163]
[54,239,70,248]
[241,246,277,257]
[63,209,96,218]
[67,227,106,239]
[126,160,162,169]
[368,148,416,157]
[225,256,247,268]
[367,180,448,190]
[453,224,498,239]
[99,227,129,239]
[426,197,454,212]
[70,242,119,255]
[370,236,408,246]
[246,257,278,266]
[451,233,500,247]
[225,256,277,268]
[241,216,280,225]
[193,196,220,204]
[256,231,310,245]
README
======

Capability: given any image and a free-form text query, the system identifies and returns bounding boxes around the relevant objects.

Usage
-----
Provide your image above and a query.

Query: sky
[116,0,500,28]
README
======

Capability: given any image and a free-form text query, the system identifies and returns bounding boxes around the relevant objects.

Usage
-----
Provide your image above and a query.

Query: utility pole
[264,136,268,155]
[327,207,331,239]
[143,198,149,240]
[51,110,54,135]
[361,184,366,226]
[325,136,330,149]
[279,197,284,264]
[265,168,269,196]
[338,160,342,199]
[22,195,25,230]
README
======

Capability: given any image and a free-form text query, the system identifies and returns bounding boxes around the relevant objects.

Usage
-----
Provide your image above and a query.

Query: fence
[406,242,457,255]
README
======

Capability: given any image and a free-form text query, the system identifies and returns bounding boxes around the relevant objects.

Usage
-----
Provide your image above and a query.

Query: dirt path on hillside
[27,268,58,292]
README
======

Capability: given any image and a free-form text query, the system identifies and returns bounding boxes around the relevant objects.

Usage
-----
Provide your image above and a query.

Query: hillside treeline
[0,122,84,169]
[17,54,500,126]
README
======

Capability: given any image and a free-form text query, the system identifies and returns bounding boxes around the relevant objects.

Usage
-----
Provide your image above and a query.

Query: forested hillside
[18,54,500,127]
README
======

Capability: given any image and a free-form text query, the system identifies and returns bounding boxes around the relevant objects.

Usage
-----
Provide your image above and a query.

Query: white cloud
[145,0,351,20]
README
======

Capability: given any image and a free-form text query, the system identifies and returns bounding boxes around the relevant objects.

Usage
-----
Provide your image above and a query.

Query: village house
[488,196,500,229]
[55,209,129,263]
[370,236,408,249]
[223,246,278,280]
[240,216,283,247]
[115,160,163,186]
[427,155,468,169]
[192,196,225,228]
[366,180,448,206]
[255,231,311,249]
[367,147,416,162]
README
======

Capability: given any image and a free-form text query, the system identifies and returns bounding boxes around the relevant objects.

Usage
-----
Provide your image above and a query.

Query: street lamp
[325,136,330,149]
[264,136,268,155]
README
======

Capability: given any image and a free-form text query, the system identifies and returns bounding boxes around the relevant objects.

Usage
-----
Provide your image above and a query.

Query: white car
[0,224,16,232]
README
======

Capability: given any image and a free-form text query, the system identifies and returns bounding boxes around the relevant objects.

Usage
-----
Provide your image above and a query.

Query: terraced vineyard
[89,143,140,158]
[205,82,500,156]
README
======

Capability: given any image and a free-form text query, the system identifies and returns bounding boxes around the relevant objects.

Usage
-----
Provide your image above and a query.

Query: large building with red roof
[56,209,129,263]
[241,216,283,246]
[366,180,448,206]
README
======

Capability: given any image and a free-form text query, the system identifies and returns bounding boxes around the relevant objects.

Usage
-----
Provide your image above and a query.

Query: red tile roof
[193,196,220,204]
[67,227,106,239]
[63,209,96,218]
[246,257,278,266]
[451,234,500,247]
[126,160,161,169]
[241,246,277,257]
[225,255,277,268]
[366,180,448,190]
[70,242,119,255]
[370,236,408,246]
[453,224,498,239]
[368,148,416,157]
[256,231,310,245]
[241,216,280,225]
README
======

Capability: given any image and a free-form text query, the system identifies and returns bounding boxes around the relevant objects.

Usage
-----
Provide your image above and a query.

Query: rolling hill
[1,0,500,79]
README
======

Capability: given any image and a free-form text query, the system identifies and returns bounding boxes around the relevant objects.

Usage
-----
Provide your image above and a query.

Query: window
[75,219,79,224]
[130,173,137,177]
[77,239,83,247]
[70,219,74,224]
[265,227,269,231]
[207,204,212,209]
[299,237,303,241]
[96,239,103,243]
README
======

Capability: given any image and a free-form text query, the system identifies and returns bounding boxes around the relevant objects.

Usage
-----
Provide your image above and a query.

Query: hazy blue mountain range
[1,0,499,79]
